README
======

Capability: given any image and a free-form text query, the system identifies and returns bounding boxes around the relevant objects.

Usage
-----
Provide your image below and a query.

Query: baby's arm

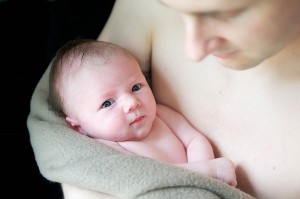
[95,139,135,155]
[156,104,214,162]
[156,104,237,186]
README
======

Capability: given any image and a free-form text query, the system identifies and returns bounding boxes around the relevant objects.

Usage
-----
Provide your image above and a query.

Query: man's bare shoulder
[62,184,119,199]
[98,0,165,74]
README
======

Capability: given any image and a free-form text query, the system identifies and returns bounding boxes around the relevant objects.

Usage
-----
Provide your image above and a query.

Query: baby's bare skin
[61,0,300,198]
[176,157,237,186]
[98,1,300,198]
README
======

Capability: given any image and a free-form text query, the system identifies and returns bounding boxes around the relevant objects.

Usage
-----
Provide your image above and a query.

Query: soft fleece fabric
[27,65,256,199]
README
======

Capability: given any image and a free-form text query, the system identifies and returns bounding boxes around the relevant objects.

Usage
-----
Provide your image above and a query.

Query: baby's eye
[102,99,115,108]
[132,83,142,92]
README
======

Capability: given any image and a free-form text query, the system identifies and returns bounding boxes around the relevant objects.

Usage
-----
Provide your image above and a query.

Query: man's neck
[263,32,300,71]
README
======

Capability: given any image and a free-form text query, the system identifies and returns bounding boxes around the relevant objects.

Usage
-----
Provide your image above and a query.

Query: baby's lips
[130,116,144,125]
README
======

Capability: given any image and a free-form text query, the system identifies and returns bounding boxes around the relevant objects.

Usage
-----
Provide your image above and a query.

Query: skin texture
[160,0,300,70]
[57,41,236,186]
[62,0,300,198]
[64,53,157,142]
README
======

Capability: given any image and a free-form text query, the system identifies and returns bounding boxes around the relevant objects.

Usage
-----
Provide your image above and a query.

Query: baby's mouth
[130,116,144,125]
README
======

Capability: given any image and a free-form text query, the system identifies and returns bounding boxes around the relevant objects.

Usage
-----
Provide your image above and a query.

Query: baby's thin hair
[48,38,124,117]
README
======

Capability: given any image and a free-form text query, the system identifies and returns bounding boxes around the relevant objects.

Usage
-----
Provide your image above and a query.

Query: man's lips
[130,116,144,125]
[211,51,237,59]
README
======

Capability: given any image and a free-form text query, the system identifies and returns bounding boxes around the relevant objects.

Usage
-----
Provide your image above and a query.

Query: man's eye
[213,9,243,20]
[132,83,142,92]
[102,99,115,108]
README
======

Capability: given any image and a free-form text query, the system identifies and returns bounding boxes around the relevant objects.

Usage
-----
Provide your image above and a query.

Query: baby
[48,39,237,186]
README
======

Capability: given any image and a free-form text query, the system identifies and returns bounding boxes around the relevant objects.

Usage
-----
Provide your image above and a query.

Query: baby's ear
[65,117,87,135]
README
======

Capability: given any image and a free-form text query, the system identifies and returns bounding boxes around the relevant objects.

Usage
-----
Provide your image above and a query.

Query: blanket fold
[27,65,256,199]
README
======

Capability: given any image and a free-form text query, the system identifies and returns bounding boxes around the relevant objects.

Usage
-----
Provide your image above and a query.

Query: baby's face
[64,54,157,142]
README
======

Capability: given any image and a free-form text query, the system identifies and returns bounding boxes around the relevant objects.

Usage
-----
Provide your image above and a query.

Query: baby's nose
[123,96,141,113]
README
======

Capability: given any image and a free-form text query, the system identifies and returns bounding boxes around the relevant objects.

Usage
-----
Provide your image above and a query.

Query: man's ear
[65,116,87,135]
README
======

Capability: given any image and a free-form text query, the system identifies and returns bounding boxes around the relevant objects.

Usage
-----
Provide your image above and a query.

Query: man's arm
[98,0,154,76]
[28,0,248,198]
[62,184,119,199]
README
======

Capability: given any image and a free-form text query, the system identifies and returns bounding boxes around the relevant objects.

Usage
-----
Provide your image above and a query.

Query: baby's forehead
[61,45,135,82]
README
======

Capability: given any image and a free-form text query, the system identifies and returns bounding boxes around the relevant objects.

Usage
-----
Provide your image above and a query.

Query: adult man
[28,0,300,198]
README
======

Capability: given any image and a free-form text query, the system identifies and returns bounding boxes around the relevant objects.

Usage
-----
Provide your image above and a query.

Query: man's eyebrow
[155,0,213,15]
[156,0,251,14]
[157,0,167,7]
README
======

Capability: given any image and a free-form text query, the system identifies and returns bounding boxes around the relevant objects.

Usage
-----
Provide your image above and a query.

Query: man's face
[160,0,300,70]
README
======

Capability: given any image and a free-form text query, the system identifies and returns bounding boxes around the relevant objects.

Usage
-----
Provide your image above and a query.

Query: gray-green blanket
[27,65,256,199]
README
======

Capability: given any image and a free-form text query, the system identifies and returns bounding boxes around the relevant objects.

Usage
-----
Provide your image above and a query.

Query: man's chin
[216,57,258,71]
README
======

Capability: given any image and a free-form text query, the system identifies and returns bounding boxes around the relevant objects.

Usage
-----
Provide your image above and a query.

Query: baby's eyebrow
[97,90,114,100]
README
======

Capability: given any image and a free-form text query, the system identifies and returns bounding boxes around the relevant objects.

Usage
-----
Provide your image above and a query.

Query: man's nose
[123,95,141,113]
[183,17,224,61]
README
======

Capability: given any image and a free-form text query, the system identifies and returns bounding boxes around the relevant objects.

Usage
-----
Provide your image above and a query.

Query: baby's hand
[211,157,237,187]
[175,157,237,187]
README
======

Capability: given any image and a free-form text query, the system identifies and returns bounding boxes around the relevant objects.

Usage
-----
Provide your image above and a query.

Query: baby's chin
[119,131,151,142]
